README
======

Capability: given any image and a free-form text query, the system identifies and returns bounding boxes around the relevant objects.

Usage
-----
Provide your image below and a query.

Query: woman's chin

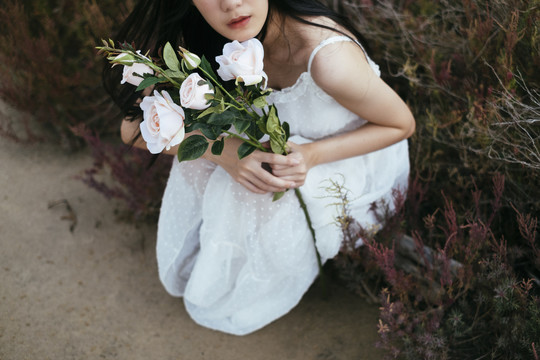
[221,20,265,42]
[223,31,259,42]
[229,35,254,42]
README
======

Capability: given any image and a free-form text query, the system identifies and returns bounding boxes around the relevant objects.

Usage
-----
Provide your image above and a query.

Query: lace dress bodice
[267,36,380,139]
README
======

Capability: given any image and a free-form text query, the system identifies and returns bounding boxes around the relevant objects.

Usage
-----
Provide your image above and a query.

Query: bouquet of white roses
[97,38,324,277]
[97,38,289,179]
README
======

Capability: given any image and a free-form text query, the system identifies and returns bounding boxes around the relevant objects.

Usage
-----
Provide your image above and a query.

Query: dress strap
[307,36,354,72]
[307,35,380,77]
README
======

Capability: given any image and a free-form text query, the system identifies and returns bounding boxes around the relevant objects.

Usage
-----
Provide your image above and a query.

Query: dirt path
[0,105,385,360]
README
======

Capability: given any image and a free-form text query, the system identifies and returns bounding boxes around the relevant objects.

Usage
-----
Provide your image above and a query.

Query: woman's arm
[120,118,298,194]
[271,41,415,186]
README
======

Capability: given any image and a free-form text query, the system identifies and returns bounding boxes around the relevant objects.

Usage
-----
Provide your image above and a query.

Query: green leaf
[260,88,272,96]
[213,87,224,101]
[283,121,290,141]
[183,108,195,126]
[211,139,225,156]
[248,121,265,142]
[219,97,226,112]
[257,116,267,134]
[252,96,268,109]
[199,125,221,140]
[270,135,286,155]
[208,110,236,126]
[135,76,165,91]
[164,42,181,72]
[233,118,251,134]
[186,122,221,140]
[197,106,218,119]
[237,142,257,159]
[266,105,282,134]
[200,55,219,83]
[164,69,186,81]
[177,135,208,162]
[272,191,286,201]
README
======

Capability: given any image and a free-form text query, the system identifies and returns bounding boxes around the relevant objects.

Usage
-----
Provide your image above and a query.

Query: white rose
[179,73,214,110]
[121,62,154,86]
[215,38,268,87]
[139,90,185,154]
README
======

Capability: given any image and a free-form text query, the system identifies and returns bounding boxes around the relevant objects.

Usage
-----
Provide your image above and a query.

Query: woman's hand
[206,137,300,194]
[270,141,314,188]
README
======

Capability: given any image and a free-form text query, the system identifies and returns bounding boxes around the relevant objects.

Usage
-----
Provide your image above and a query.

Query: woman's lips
[227,16,251,29]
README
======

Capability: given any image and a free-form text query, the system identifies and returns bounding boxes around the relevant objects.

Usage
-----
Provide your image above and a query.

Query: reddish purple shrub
[73,125,170,222]
[334,174,540,359]
[0,0,133,148]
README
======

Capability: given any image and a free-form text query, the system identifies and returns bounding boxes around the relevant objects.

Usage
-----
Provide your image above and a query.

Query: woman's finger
[242,175,288,193]
[235,157,293,193]
[254,151,300,167]
[239,179,268,194]
[251,167,294,192]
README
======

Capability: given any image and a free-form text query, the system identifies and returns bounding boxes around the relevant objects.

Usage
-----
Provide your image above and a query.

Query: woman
[104,0,415,335]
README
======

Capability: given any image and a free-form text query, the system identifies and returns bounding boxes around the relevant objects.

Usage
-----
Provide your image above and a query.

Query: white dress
[156,36,410,335]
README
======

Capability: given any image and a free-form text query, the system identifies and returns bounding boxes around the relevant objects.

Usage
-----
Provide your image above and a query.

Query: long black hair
[103,0,366,120]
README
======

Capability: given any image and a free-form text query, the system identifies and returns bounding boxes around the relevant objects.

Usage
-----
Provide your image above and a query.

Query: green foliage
[177,135,209,162]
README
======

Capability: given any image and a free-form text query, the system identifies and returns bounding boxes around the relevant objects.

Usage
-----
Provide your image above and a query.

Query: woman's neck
[261,11,288,57]
[262,12,308,64]
[260,11,345,89]
[259,13,308,89]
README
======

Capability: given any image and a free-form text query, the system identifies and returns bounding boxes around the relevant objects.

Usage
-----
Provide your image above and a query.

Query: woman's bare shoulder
[295,16,354,44]
[310,40,374,92]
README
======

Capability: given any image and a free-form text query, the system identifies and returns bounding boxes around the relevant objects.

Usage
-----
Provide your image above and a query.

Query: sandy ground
[0,103,385,360]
